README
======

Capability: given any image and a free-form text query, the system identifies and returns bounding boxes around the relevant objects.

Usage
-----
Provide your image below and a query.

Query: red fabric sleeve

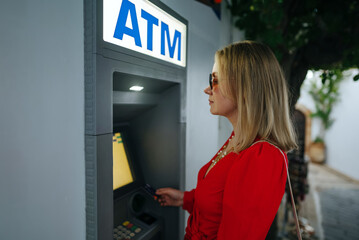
[217,143,288,240]
[182,189,196,214]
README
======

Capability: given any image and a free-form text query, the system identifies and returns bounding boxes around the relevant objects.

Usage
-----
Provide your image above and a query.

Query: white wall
[326,70,359,180]
[298,70,359,181]
[0,1,85,239]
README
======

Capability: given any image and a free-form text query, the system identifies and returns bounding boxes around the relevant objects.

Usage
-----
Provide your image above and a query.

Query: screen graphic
[113,133,134,190]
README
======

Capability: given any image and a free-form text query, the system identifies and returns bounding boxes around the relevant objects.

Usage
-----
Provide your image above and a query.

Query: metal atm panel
[84,0,187,239]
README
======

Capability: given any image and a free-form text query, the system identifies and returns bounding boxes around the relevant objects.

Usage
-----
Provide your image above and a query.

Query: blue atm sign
[103,0,187,67]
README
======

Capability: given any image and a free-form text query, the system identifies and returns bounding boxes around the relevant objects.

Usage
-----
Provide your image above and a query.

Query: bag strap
[250,141,302,240]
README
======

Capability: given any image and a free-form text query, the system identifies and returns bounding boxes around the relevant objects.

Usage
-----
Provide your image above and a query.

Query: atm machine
[84,0,187,240]
[111,73,183,240]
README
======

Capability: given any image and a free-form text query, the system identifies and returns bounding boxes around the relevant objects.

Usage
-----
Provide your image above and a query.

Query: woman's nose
[204,85,212,95]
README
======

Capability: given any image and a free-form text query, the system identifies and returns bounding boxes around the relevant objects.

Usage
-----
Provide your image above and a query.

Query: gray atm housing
[84,0,187,239]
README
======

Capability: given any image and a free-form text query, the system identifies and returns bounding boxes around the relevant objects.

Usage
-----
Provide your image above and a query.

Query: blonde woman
[156,41,297,240]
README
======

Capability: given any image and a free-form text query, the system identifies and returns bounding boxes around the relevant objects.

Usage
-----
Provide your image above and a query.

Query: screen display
[113,133,134,190]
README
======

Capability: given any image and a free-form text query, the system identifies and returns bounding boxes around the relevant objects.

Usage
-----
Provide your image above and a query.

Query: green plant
[308,69,343,142]
[228,0,359,109]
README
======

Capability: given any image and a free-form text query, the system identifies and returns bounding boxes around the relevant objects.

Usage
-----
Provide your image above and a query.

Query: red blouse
[182,134,288,240]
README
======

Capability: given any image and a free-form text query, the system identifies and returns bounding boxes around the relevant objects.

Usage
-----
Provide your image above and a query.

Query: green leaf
[314,137,324,143]
[354,74,359,81]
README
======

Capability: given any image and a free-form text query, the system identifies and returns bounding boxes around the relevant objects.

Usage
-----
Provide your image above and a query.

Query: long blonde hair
[215,40,297,152]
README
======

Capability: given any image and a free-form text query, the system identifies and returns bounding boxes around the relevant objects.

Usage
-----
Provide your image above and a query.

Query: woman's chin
[209,108,217,115]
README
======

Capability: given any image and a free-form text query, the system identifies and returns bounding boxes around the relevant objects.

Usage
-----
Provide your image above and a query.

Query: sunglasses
[209,73,218,90]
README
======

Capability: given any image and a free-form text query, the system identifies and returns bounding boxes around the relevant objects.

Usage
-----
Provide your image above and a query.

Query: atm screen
[113,132,134,190]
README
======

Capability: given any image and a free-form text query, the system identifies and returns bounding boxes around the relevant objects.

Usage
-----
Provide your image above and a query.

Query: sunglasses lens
[209,73,212,89]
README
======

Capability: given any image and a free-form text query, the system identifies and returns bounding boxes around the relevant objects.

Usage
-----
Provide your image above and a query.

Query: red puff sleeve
[217,142,288,240]
[182,189,196,214]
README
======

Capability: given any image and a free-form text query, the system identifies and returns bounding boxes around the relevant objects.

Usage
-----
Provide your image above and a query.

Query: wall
[298,70,359,181]
[326,70,359,180]
[0,1,85,239]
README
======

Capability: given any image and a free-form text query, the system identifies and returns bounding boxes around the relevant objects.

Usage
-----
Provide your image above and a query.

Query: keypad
[113,220,142,240]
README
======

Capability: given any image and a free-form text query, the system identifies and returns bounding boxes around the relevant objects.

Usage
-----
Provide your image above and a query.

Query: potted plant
[307,69,343,163]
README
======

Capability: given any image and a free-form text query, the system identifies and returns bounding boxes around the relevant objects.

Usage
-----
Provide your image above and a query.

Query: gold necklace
[211,136,234,167]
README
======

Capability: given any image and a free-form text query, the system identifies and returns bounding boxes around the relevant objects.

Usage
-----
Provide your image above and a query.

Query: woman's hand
[155,188,184,207]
